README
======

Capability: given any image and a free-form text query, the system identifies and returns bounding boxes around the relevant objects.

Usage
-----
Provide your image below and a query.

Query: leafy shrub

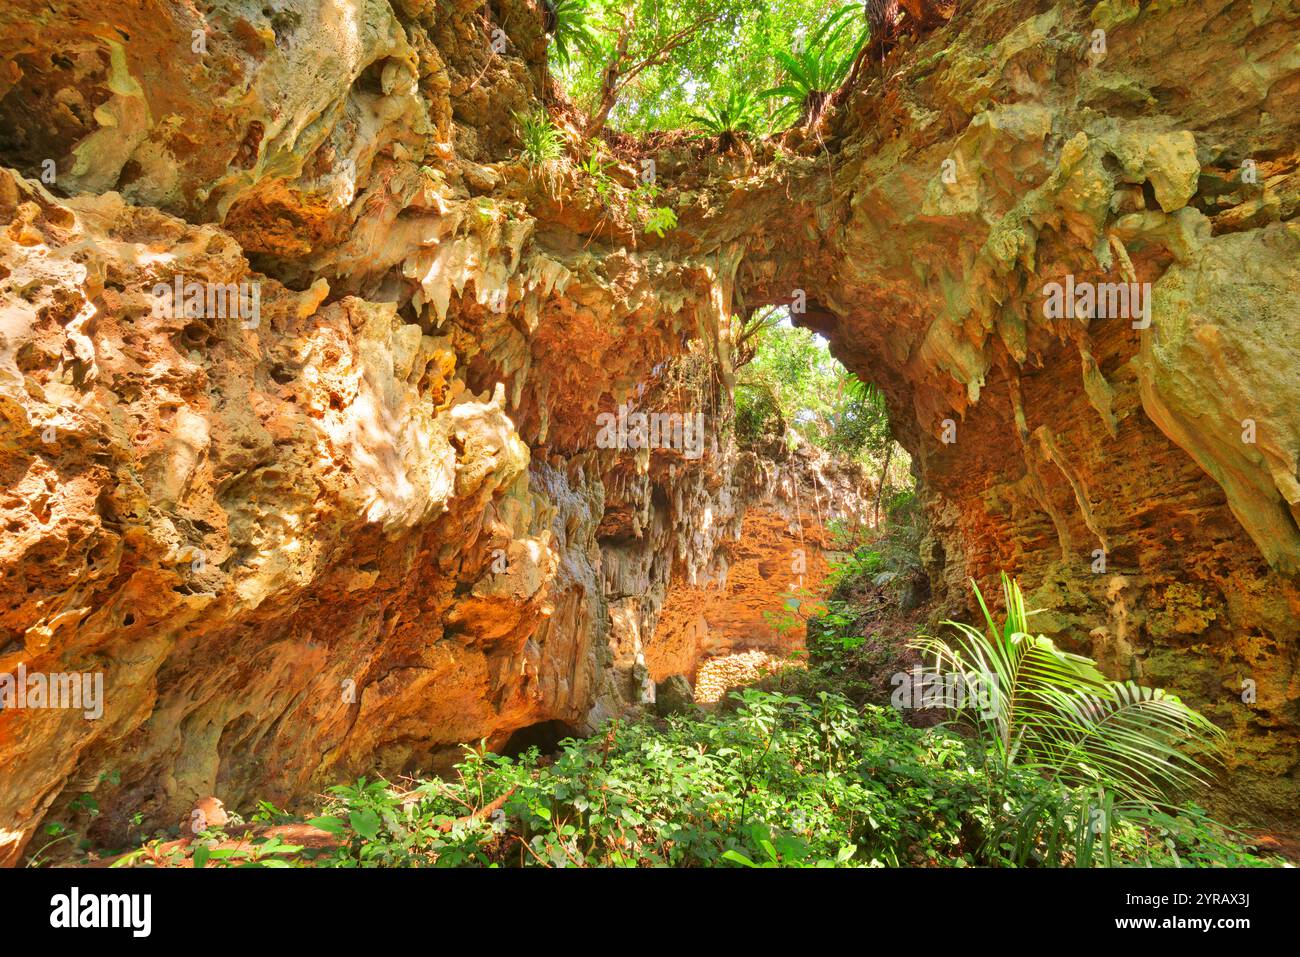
[579,149,617,203]
[874,488,924,584]
[688,87,766,150]
[300,692,1015,868]
[641,204,678,237]
[628,181,677,237]
[733,380,783,444]
[268,681,1267,869]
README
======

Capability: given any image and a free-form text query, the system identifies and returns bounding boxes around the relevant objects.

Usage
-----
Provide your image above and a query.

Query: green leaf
[349,809,381,841]
[721,849,757,867]
[307,815,347,836]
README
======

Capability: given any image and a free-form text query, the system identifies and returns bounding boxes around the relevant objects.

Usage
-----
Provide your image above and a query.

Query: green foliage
[112,832,303,869]
[688,86,766,143]
[987,786,1268,868]
[913,574,1241,866]
[835,588,1262,865]
[915,575,1225,805]
[761,4,867,126]
[641,204,678,236]
[761,582,825,638]
[516,109,568,198]
[279,693,1021,867]
[823,547,885,592]
[193,682,1265,868]
[249,799,295,825]
[827,376,887,458]
[579,149,618,204]
[95,566,1273,870]
[734,379,782,444]
[549,0,602,69]
[735,317,892,464]
[575,148,676,236]
[873,488,924,583]
[100,621,1273,871]
[550,1,861,133]
[516,109,565,167]
[628,180,677,236]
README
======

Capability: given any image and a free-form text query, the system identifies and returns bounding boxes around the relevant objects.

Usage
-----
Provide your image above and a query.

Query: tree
[583,4,722,137]
[733,315,892,465]
[550,1,853,135]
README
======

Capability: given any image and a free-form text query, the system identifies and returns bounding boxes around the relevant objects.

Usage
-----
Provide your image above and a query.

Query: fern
[548,0,600,71]
[762,4,868,127]
[687,87,766,143]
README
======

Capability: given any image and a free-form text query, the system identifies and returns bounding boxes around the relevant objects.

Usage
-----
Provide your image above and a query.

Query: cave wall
[762,0,1299,822]
[649,447,873,681]
[0,0,1297,862]
[0,0,760,862]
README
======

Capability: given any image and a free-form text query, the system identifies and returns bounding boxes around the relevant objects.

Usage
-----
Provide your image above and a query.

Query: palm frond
[760,3,869,128]
[549,0,600,71]
[913,574,1224,806]
[1031,682,1223,801]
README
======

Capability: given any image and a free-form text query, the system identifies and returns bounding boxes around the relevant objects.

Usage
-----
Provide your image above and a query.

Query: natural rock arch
[0,0,1296,863]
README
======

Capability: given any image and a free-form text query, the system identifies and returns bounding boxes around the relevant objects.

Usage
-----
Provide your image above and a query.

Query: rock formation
[651,445,873,681]
[1,0,1297,862]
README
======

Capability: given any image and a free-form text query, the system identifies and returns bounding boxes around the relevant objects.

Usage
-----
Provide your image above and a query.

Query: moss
[1090,0,1143,30]
[1148,582,1220,636]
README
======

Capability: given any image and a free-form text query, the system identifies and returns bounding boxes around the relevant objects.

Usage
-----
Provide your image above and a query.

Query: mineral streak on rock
[0,0,1298,863]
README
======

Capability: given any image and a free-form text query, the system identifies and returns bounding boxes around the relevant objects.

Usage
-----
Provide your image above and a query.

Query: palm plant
[913,574,1224,805]
[547,0,601,72]
[914,574,1228,865]
[762,4,869,128]
[687,87,765,152]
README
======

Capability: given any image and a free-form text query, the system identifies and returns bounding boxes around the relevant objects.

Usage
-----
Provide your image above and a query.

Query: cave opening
[733,303,914,526]
[497,719,582,758]
[640,303,923,708]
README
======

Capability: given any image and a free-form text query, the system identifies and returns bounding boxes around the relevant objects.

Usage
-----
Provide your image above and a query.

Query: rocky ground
[694,649,804,705]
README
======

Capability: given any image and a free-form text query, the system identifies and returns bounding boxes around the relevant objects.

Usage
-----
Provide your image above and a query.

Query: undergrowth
[80,556,1280,869]
[134,684,1271,869]
[98,689,1274,867]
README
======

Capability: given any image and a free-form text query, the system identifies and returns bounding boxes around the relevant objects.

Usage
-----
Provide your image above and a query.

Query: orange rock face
[650,449,872,682]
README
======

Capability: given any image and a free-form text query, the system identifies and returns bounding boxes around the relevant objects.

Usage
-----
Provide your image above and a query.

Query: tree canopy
[735,314,890,460]
[549,0,869,135]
